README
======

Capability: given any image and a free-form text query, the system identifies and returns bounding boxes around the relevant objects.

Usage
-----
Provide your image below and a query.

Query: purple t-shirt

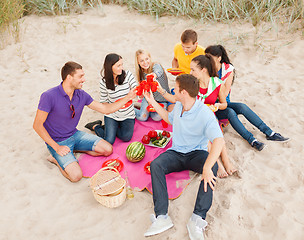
[38,83,94,142]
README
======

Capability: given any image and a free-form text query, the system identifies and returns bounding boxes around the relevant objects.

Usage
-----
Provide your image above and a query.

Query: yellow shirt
[173,43,205,74]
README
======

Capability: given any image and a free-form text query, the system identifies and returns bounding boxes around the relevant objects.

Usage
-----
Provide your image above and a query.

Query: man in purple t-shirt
[33,61,136,182]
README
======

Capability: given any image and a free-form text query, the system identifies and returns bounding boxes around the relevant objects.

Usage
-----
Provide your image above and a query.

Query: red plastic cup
[161,119,168,128]
[146,75,154,83]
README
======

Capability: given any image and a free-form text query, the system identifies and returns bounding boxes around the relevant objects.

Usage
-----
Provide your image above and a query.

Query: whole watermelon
[126,141,146,162]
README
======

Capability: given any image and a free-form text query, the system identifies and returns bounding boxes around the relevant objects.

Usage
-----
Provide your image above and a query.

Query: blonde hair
[135,49,154,83]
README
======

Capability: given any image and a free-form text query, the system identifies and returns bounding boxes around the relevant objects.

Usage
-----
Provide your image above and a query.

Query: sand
[0,4,303,240]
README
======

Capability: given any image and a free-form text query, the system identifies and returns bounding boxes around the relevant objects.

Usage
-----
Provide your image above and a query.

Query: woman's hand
[214,103,221,112]
[147,73,157,80]
[127,88,137,100]
[207,104,219,112]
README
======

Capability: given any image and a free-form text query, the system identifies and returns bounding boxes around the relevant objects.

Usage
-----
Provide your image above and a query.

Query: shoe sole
[187,224,204,240]
[267,138,290,143]
[144,223,174,237]
[187,224,194,240]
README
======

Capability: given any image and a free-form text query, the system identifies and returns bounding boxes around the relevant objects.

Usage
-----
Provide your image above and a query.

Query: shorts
[46,130,102,170]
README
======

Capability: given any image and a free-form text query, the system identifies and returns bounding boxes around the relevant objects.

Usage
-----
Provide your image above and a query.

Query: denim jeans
[135,97,168,122]
[94,116,135,145]
[150,150,218,219]
[46,130,101,169]
[215,102,273,144]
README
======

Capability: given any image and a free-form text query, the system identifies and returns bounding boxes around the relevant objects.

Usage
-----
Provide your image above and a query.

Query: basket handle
[90,166,124,191]
[100,166,120,174]
[89,166,123,190]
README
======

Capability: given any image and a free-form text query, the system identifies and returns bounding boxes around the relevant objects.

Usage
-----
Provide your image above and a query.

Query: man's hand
[55,145,71,156]
[154,80,164,94]
[172,57,179,68]
[201,167,217,192]
[143,90,156,105]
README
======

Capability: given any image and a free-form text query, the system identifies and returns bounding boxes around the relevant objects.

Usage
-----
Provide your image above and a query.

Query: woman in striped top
[85,53,138,145]
[134,49,170,121]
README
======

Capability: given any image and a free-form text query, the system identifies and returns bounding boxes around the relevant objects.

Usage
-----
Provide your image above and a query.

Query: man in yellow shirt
[172,29,205,74]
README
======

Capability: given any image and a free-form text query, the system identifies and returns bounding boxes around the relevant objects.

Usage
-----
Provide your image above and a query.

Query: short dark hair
[61,61,82,81]
[101,53,126,91]
[176,74,199,98]
[181,29,197,44]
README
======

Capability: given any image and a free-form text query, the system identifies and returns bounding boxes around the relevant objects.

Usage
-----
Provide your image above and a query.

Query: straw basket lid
[90,167,126,196]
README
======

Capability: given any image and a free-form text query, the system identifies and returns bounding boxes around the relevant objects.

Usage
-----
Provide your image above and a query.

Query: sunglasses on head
[70,104,75,118]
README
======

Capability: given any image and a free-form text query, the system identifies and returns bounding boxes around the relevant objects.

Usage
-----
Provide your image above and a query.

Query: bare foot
[223,161,238,176]
[46,155,72,181]
[217,161,228,178]
[47,154,57,164]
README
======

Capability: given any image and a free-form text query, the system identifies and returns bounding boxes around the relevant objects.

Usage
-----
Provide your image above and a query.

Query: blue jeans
[150,150,218,219]
[94,116,135,145]
[135,97,168,121]
[47,130,101,169]
[215,102,273,144]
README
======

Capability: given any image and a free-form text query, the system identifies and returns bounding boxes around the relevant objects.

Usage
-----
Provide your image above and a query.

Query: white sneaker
[187,217,208,240]
[144,214,174,237]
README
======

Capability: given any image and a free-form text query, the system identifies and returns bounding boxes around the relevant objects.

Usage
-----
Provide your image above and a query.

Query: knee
[237,103,250,113]
[102,142,113,156]
[103,144,113,156]
[136,113,148,121]
[95,140,113,156]
[122,134,133,142]
[69,170,83,183]
[150,160,158,171]
[226,108,237,119]
[150,159,163,172]
[151,114,162,122]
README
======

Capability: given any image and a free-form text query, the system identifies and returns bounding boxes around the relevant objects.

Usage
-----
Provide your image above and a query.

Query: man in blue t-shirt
[33,61,136,182]
[143,74,224,240]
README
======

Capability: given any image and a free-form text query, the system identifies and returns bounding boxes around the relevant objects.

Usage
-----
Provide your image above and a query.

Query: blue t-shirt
[168,100,223,153]
[38,83,93,142]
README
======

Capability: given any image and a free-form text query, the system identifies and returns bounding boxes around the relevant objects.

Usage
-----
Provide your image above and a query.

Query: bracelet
[162,89,167,95]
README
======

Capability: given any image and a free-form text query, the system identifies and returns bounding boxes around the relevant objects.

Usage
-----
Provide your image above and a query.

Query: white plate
[144,130,173,148]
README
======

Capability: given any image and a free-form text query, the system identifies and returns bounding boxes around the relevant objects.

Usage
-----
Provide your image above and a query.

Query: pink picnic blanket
[78,118,191,199]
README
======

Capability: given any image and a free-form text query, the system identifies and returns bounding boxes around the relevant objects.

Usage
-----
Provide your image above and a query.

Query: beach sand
[0,4,303,240]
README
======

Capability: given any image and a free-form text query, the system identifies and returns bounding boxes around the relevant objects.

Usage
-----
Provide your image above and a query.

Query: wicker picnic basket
[90,167,126,208]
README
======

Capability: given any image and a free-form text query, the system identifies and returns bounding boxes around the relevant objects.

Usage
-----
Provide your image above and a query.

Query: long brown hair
[101,53,126,91]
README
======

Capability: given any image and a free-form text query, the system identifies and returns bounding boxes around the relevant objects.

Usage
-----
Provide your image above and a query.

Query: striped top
[142,63,170,103]
[100,70,138,121]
